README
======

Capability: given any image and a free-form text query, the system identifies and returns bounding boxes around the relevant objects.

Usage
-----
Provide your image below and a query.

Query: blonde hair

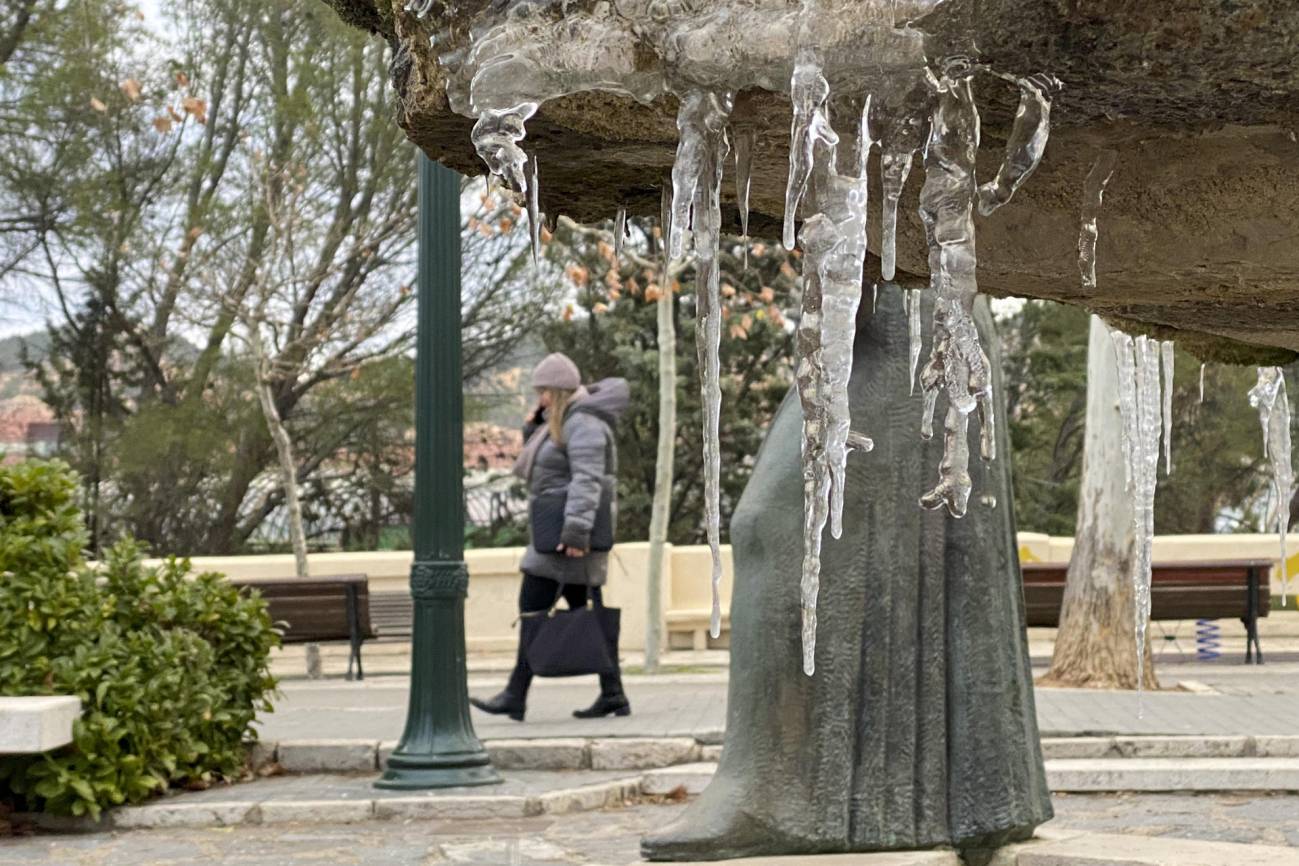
[543,387,576,445]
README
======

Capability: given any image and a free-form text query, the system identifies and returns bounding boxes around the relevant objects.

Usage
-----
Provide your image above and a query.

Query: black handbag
[520,588,621,678]
[529,485,615,553]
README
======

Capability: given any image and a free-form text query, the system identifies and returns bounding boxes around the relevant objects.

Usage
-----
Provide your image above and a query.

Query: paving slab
[657,855,960,866]
[6,795,1299,865]
[1013,831,1299,865]
[259,672,1299,746]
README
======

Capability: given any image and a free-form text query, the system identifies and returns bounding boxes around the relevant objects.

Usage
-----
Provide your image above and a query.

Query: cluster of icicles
[1107,331,1174,706]
[1106,342,1295,705]
[419,0,1064,675]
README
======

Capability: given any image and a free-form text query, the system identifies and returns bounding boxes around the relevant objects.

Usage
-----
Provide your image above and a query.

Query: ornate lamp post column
[376,155,501,790]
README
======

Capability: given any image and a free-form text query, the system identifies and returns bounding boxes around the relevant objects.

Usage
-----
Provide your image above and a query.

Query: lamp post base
[375,752,502,790]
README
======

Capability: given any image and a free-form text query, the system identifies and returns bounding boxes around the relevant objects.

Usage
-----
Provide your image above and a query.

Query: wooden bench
[230,574,375,680]
[1022,559,1271,663]
[370,590,413,640]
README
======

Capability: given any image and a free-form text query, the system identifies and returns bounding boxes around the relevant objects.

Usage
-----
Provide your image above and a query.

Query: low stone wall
[172,532,1297,654]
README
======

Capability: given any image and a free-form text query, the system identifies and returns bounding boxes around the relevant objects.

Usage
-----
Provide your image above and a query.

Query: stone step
[255,734,1299,775]
[1046,757,1299,792]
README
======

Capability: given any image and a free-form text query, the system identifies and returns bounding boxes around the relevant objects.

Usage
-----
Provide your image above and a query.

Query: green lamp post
[376,154,502,790]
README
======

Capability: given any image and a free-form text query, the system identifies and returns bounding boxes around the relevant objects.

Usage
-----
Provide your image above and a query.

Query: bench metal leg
[1244,566,1263,665]
[346,584,365,681]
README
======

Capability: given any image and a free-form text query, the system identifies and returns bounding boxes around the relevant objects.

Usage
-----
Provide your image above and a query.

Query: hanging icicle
[1249,367,1294,604]
[1078,150,1118,292]
[528,156,541,267]
[1160,341,1174,474]
[915,60,994,518]
[907,289,923,395]
[614,206,628,262]
[734,128,755,270]
[1110,329,1167,711]
[1199,362,1206,404]
[670,90,734,640]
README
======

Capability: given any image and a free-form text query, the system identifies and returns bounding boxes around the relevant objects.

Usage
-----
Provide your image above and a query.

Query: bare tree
[1038,315,1157,690]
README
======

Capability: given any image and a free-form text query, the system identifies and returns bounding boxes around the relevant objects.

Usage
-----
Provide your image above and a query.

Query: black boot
[573,693,631,719]
[470,690,526,722]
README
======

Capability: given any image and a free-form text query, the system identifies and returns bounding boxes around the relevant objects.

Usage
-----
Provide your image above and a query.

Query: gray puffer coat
[519,378,629,586]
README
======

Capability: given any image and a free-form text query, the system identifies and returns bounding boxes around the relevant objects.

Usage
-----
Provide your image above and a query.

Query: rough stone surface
[1111,736,1249,759]
[489,738,590,770]
[0,696,80,753]
[642,763,718,797]
[536,778,639,814]
[371,794,536,820]
[321,0,1299,357]
[1040,738,1117,760]
[276,738,378,773]
[642,292,1052,860]
[258,799,374,824]
[1046,757,1299,792]
[589,737,700,770]
[109,802,256,829]
[1014,831,1299,866]
[1251,735,1299,757]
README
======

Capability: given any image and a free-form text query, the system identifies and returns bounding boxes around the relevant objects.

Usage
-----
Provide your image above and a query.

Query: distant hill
[0,331,48,372]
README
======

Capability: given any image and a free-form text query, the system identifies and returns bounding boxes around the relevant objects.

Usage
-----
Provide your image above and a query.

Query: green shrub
[0,460,279,818]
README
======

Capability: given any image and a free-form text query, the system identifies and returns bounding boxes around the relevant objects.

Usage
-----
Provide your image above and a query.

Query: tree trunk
[251,331,310,579]
[644,267,677,674]
[1038,315,1158,690]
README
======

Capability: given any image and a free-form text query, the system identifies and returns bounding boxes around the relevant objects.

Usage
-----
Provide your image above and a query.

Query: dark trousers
[506,573,624,701]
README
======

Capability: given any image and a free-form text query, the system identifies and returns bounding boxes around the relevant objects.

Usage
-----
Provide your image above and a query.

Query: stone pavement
[5,794,1299,865]
[258,662,1299,743]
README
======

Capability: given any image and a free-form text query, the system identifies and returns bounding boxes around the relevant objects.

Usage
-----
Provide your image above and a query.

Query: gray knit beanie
[532,352,581,391]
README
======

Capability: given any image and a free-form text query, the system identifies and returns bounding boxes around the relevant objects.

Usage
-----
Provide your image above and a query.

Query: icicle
[614,206,627,262]
[784,52,835,250]
[785,51,873,675]
[907,288,922,395]
[872,75,929,282]
[670,90,733,640]
[856,94,875,179]
[1110,327,1166,711]
[1131,336,1162,712]
[471,104,538,194]
[1110,329,1137,489]
[916,61,995,518]
[1078,150,1118,292]
[734,128,754,270]
[528,156,541,268]
[1199,363,1206,404]
[976,73,1059,216]
[1160,341,1174,475]
[1249,367,1293,604]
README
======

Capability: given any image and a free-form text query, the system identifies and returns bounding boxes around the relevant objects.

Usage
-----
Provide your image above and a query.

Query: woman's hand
[557,544,587,558]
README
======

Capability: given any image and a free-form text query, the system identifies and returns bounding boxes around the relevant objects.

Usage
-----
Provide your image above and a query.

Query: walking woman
[471,352,632,721]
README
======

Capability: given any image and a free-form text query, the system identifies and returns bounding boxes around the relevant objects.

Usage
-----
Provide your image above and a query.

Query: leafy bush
[0,460,278,818]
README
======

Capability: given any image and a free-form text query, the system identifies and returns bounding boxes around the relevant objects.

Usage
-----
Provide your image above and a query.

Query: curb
[26,752,1299,833]
[263,735,713,775]
[251,733,1299,775]
[24,775,644,832]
